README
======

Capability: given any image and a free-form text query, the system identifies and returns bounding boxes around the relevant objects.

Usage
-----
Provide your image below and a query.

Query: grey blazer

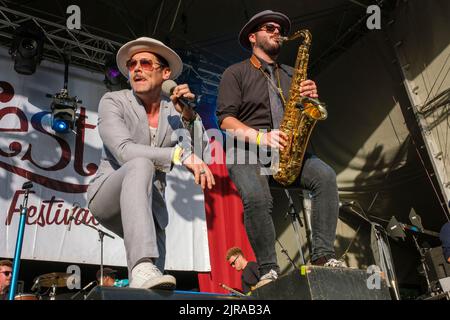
[87,89,193,229]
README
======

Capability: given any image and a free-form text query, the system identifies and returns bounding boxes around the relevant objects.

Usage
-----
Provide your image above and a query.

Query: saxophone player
[217,10,345,289]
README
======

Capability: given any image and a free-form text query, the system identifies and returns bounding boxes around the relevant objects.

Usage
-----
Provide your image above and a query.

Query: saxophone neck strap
[249,54,279,72]
[250,54,262,70]
[249,55,287,105]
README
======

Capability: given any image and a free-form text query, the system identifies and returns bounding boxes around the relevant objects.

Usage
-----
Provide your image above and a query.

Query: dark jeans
[227,152,339,275]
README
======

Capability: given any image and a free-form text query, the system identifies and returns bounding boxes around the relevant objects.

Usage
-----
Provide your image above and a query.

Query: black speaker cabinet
[251,266,391,300]
[425,246,450,282]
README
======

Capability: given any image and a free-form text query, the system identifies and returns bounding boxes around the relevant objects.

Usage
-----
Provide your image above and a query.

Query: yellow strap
[172,146,183,165]
[256,132,263,146]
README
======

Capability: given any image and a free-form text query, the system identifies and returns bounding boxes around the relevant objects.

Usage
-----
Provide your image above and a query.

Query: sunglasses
[230,255,239,267]
[258,23,284,36]
[0,271,12,276]
[125,58,165,72]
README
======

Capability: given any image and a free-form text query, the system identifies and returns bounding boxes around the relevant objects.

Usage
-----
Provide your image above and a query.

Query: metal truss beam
[0,5,123,72]
[0,4,221,99]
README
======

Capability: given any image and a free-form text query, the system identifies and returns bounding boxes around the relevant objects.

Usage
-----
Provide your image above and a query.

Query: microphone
[67,202,80,231]
[162,80,196,109]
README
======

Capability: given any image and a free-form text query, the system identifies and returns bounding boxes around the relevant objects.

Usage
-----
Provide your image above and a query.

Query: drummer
[97,268,117,287]
[0,260,12,300]
[96,268,128,287]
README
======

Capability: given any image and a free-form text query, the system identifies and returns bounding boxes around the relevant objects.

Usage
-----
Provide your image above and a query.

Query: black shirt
[0,288,9,300]
[241,261,260,293]
[217,57,294,130]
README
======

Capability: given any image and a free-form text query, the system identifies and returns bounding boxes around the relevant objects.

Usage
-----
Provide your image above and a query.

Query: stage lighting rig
[48,89,80,133]
[387,216,406,241]
[9,22,44,75]
[103,54,128,91]
[47,53,82,134]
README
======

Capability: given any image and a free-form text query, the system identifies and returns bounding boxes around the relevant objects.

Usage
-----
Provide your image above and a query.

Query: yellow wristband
[256,132,263,146]
[172,146,183,165]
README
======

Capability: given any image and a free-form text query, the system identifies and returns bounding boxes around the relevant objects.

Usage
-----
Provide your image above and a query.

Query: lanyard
[249,54,287,106]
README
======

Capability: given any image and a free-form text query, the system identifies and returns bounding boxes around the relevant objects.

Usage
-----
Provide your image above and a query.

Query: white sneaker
[253,269,278,289]
[129,262,176,290]
[323,258,347,268]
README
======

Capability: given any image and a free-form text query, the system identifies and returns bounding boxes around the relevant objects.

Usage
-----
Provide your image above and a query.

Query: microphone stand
[284,189,306,265]
[411,234,433,294]
[276,239,297,270]
[8,181,33,300]
[74,218,115,286]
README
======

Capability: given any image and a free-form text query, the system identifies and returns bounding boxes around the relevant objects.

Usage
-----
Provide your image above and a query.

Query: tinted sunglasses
[258,23,285,36]
[125,58,165,72]
[230,256,239,267]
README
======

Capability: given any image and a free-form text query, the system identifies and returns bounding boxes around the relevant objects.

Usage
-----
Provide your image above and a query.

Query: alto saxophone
[272,29,328,186]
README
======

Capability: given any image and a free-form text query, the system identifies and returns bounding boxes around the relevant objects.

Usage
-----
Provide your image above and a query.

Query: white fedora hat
[116,37,183,80]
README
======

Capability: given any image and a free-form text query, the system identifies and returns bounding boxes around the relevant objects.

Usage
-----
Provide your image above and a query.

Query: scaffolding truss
[0,5,122,72]
[0,4,222,98]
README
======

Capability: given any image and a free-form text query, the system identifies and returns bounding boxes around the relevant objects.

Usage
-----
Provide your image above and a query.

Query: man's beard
[256,36,282,56]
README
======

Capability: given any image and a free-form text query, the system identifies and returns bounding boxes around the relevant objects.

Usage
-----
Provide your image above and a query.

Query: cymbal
[36,272,70,287]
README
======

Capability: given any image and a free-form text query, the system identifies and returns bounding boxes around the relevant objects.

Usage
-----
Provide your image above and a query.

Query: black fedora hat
[238,10,291,51]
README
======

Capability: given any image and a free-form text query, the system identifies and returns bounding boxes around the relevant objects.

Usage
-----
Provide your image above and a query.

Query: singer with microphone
[87,37,215,290]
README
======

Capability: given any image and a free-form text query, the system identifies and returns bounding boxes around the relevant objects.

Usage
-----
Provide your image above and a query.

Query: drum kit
[14,272,71,301]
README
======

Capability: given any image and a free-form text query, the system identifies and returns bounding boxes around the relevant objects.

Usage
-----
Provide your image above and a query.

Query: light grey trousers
[88,157,166,275]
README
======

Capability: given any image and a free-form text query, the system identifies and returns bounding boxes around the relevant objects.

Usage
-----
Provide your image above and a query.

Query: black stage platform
[86,266,391,300]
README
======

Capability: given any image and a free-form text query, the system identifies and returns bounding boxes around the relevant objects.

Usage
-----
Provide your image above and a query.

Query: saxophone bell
[299,97,328,120]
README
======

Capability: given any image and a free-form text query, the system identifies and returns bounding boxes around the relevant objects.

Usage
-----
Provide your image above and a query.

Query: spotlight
[9,22,44,75]
[103,54,128,91]
[48,89,79,133]
[409,208,423,231]
[52,113,71,133]
[46,52,81,134]
[387,216,406,241]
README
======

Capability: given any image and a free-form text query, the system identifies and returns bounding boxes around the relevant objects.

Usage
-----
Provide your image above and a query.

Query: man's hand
[182,153,215,190]
[170,83,196,121]
[260,130,288,150]
[299,80,318,99]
